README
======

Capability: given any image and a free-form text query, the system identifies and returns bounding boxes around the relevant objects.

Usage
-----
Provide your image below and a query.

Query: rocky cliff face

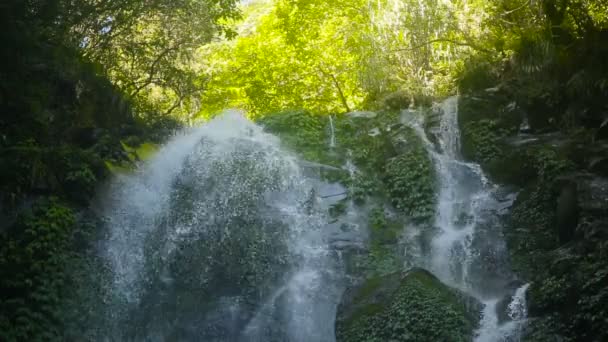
[264,102,529,342]
[458,88,608,341]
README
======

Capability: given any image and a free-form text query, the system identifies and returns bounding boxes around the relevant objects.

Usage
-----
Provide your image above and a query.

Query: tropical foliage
[2,0,608,340]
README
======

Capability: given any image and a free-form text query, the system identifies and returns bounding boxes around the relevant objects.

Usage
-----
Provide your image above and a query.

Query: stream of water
[411,97,530,341]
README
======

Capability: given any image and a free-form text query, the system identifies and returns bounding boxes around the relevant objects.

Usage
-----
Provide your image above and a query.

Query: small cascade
[407,97,530,341]
[519,115,531,133]
[517,102,532,134]
[477,283,531,342]
[429,98,474,286]
[328,115,336,148]
[508,284,530,322]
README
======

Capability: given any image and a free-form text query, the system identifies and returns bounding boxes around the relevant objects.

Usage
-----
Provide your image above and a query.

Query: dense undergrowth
[2,0,608,340]
[457,4,608,338]
[0,2,184,340]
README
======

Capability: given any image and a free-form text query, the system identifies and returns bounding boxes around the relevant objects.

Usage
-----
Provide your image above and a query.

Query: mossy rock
[505,171,608,341]
[368,207,402,245]
[335,268,482,342]
[484,146,536,186]
[458,95,543,186]
[258,110,335,165]
[259,108,437,232]
[384,151,436,222]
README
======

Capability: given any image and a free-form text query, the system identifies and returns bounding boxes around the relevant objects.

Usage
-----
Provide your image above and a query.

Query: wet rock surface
[460,89,608,341]
[335,268,482,342]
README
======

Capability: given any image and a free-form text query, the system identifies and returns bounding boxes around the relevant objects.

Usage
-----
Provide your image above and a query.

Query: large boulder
[335,268,482,342]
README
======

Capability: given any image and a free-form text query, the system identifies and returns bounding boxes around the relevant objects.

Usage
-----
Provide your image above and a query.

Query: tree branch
[501,0,532,17]
[129,42,185,98]
[317,66,351,113]
[390,38,493,55]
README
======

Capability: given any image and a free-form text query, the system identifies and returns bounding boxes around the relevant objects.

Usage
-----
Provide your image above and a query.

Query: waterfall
[328,115,336,148]
[411,97,530,341]
[508,284,530,321]
[426,96,488,288]
[98,111,345,341]
[476,283,531,341]
[88,100,529,341]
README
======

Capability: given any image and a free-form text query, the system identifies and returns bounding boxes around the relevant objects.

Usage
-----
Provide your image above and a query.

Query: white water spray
[407,97,530,341]
[477,283,531,342]
[100,111,343,341]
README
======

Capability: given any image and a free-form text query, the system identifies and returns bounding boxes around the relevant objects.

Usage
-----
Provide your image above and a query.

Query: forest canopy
[134,0,608,119]
[4,0,606,120]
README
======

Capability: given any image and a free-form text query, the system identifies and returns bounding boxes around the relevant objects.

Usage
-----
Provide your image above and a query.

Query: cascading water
[410,97,531,341]
[87,99,530,341]
[97,111,349,341]
[328,115,336,149]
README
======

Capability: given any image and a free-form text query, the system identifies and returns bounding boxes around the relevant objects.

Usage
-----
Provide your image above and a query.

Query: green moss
[105,141,159,174]
[384,148,436,222]
[260,110,419,210]
[329,200,349,218]
[347,207,407,279]
[369,207,402,245]
[457,94,536,185]
[261,109,438,287]
[504,147,573,277]
[461,119,506,164]
[349,173,383,205]
[121,141,159,162]
[336,269,480,342]
[458,102,539,185]
[258,110,335,165]
[334,112,401,173]
[503,147,606,341]
[366,245,402,276]
[265,110,396,177]
[354,276,384,301]
[532,147,573,183]
[507,182,608,341]
[0,199,76,341]
[353,242,402,278]
[104,160,133,174]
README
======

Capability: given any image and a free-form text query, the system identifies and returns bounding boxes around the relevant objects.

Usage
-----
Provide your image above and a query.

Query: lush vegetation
[453,2,608,340]
[197,0,487,116]
[0,0,238,339]
[2,0,608,340]
[335,268,481,342]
